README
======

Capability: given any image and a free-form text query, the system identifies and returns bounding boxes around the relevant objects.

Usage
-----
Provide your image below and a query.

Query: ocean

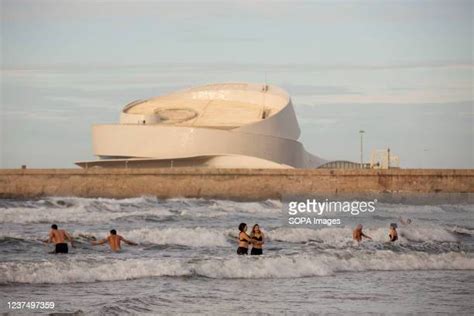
[0,197,473,315]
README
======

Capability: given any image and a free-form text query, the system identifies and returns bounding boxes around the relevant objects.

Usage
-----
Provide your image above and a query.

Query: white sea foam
[448,226,474,236]
[376,203,474,214]
[178,199,281,215]
[0,196,172,224]
[213,200,282,214]
[0,224,460,250]
[0,206,173,224]
[0,259,189,284]
[1,225,457,248]
[0,197,281,223]
[1,251,472,284]
[397,227,458,242]
[35,196,160,209]
[268,227,352,244]
[376,203,447,214]
[267,226,458,245]
[124,227,231,247]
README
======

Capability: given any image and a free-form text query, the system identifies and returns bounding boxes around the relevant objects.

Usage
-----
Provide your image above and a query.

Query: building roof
[121,83,289,129]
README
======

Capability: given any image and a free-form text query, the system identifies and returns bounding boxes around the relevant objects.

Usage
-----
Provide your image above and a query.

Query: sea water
[0,197,473,314]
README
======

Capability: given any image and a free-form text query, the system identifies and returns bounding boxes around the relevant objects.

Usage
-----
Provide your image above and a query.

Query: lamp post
[359,130,365,169]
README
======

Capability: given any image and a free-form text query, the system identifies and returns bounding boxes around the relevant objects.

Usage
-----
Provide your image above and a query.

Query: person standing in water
[45,224,74,254]
[91,229,137,252]
[250,224,265,255]
[352,224,372,243]
[237,223,251,255]
[389,223,398,242]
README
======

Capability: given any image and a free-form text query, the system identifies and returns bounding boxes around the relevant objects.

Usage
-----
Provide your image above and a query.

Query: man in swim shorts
[352,224,372,243]
[45,224,74,254]
[91,229,137,252]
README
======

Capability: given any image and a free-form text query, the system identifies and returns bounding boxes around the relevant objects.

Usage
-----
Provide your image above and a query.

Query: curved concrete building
[76,83,325,169]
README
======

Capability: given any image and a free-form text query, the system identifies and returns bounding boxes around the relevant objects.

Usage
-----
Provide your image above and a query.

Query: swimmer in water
[237,223,251,255]
[399,217,412,225]
[250,224,264,255]
[389,223,398,242]
[352,224,372,243]
[91,229,137,252]
[44,224,74,254]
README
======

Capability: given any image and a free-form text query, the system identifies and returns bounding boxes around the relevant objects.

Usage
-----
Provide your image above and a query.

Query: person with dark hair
[250,224,264,255]
[91,229,137,252]
[389,223,398,242]
[45,224,74,254]
[237,223,251,255]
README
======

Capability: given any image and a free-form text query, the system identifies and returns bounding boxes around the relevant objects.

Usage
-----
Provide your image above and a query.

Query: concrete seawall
[0,168,473,201]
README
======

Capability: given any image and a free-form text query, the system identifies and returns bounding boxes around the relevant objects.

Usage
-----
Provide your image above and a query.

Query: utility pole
[387,147,391,169]
[359,130,365,168]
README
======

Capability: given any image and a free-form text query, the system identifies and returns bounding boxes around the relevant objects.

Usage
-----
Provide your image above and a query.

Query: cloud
[1,108,71,121]
[2,63,471,109]
[0,0,257,22]
[280,83,362,96]
[3,0,471,28]
[2,61,472,72]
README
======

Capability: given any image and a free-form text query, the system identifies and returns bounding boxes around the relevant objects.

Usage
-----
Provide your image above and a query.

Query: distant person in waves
[91,229,137,252]
[237,223,251,255]
[250,224,265,255]
[352,224,372,243]
[389,223,398,242]
[399,217,412,225]
[44,224,74,254]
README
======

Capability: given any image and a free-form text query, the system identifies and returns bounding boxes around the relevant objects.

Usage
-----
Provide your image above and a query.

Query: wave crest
[267,226,458,244]
[125,227,231,247]
[1,251,472,284]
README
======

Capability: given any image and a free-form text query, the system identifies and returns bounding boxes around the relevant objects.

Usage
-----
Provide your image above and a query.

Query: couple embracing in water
[237,223,265,255]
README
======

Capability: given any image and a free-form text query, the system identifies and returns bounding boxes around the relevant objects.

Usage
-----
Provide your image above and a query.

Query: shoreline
[0,168,472,201]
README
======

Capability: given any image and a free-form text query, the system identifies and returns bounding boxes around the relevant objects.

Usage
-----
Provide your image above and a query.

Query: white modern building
[76,83,325,169]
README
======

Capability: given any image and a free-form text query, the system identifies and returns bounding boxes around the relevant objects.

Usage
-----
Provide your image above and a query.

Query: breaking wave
[0,224,462,250]
[124,227,232,247]
[0,197,281,224]
[267,226,458,244]
[1,251,473,284]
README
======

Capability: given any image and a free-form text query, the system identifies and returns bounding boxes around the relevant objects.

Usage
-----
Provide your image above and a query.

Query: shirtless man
[45,224,74,254]
[352,224,372,243]
[389,223,398,242]
[91,229,137,252]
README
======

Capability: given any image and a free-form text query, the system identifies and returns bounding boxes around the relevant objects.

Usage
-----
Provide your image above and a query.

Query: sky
[0,0,472,168]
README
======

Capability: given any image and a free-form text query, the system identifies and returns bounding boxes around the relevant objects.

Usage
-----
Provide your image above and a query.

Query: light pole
[359,130,365,168]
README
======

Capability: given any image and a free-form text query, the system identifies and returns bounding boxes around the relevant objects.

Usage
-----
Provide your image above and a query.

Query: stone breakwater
[0,168,472,201]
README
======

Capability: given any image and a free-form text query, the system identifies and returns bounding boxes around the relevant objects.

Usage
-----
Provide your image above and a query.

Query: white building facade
[76,83,325,169]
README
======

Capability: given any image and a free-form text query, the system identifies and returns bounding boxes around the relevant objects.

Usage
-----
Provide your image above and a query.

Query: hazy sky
[1,0,472,168]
